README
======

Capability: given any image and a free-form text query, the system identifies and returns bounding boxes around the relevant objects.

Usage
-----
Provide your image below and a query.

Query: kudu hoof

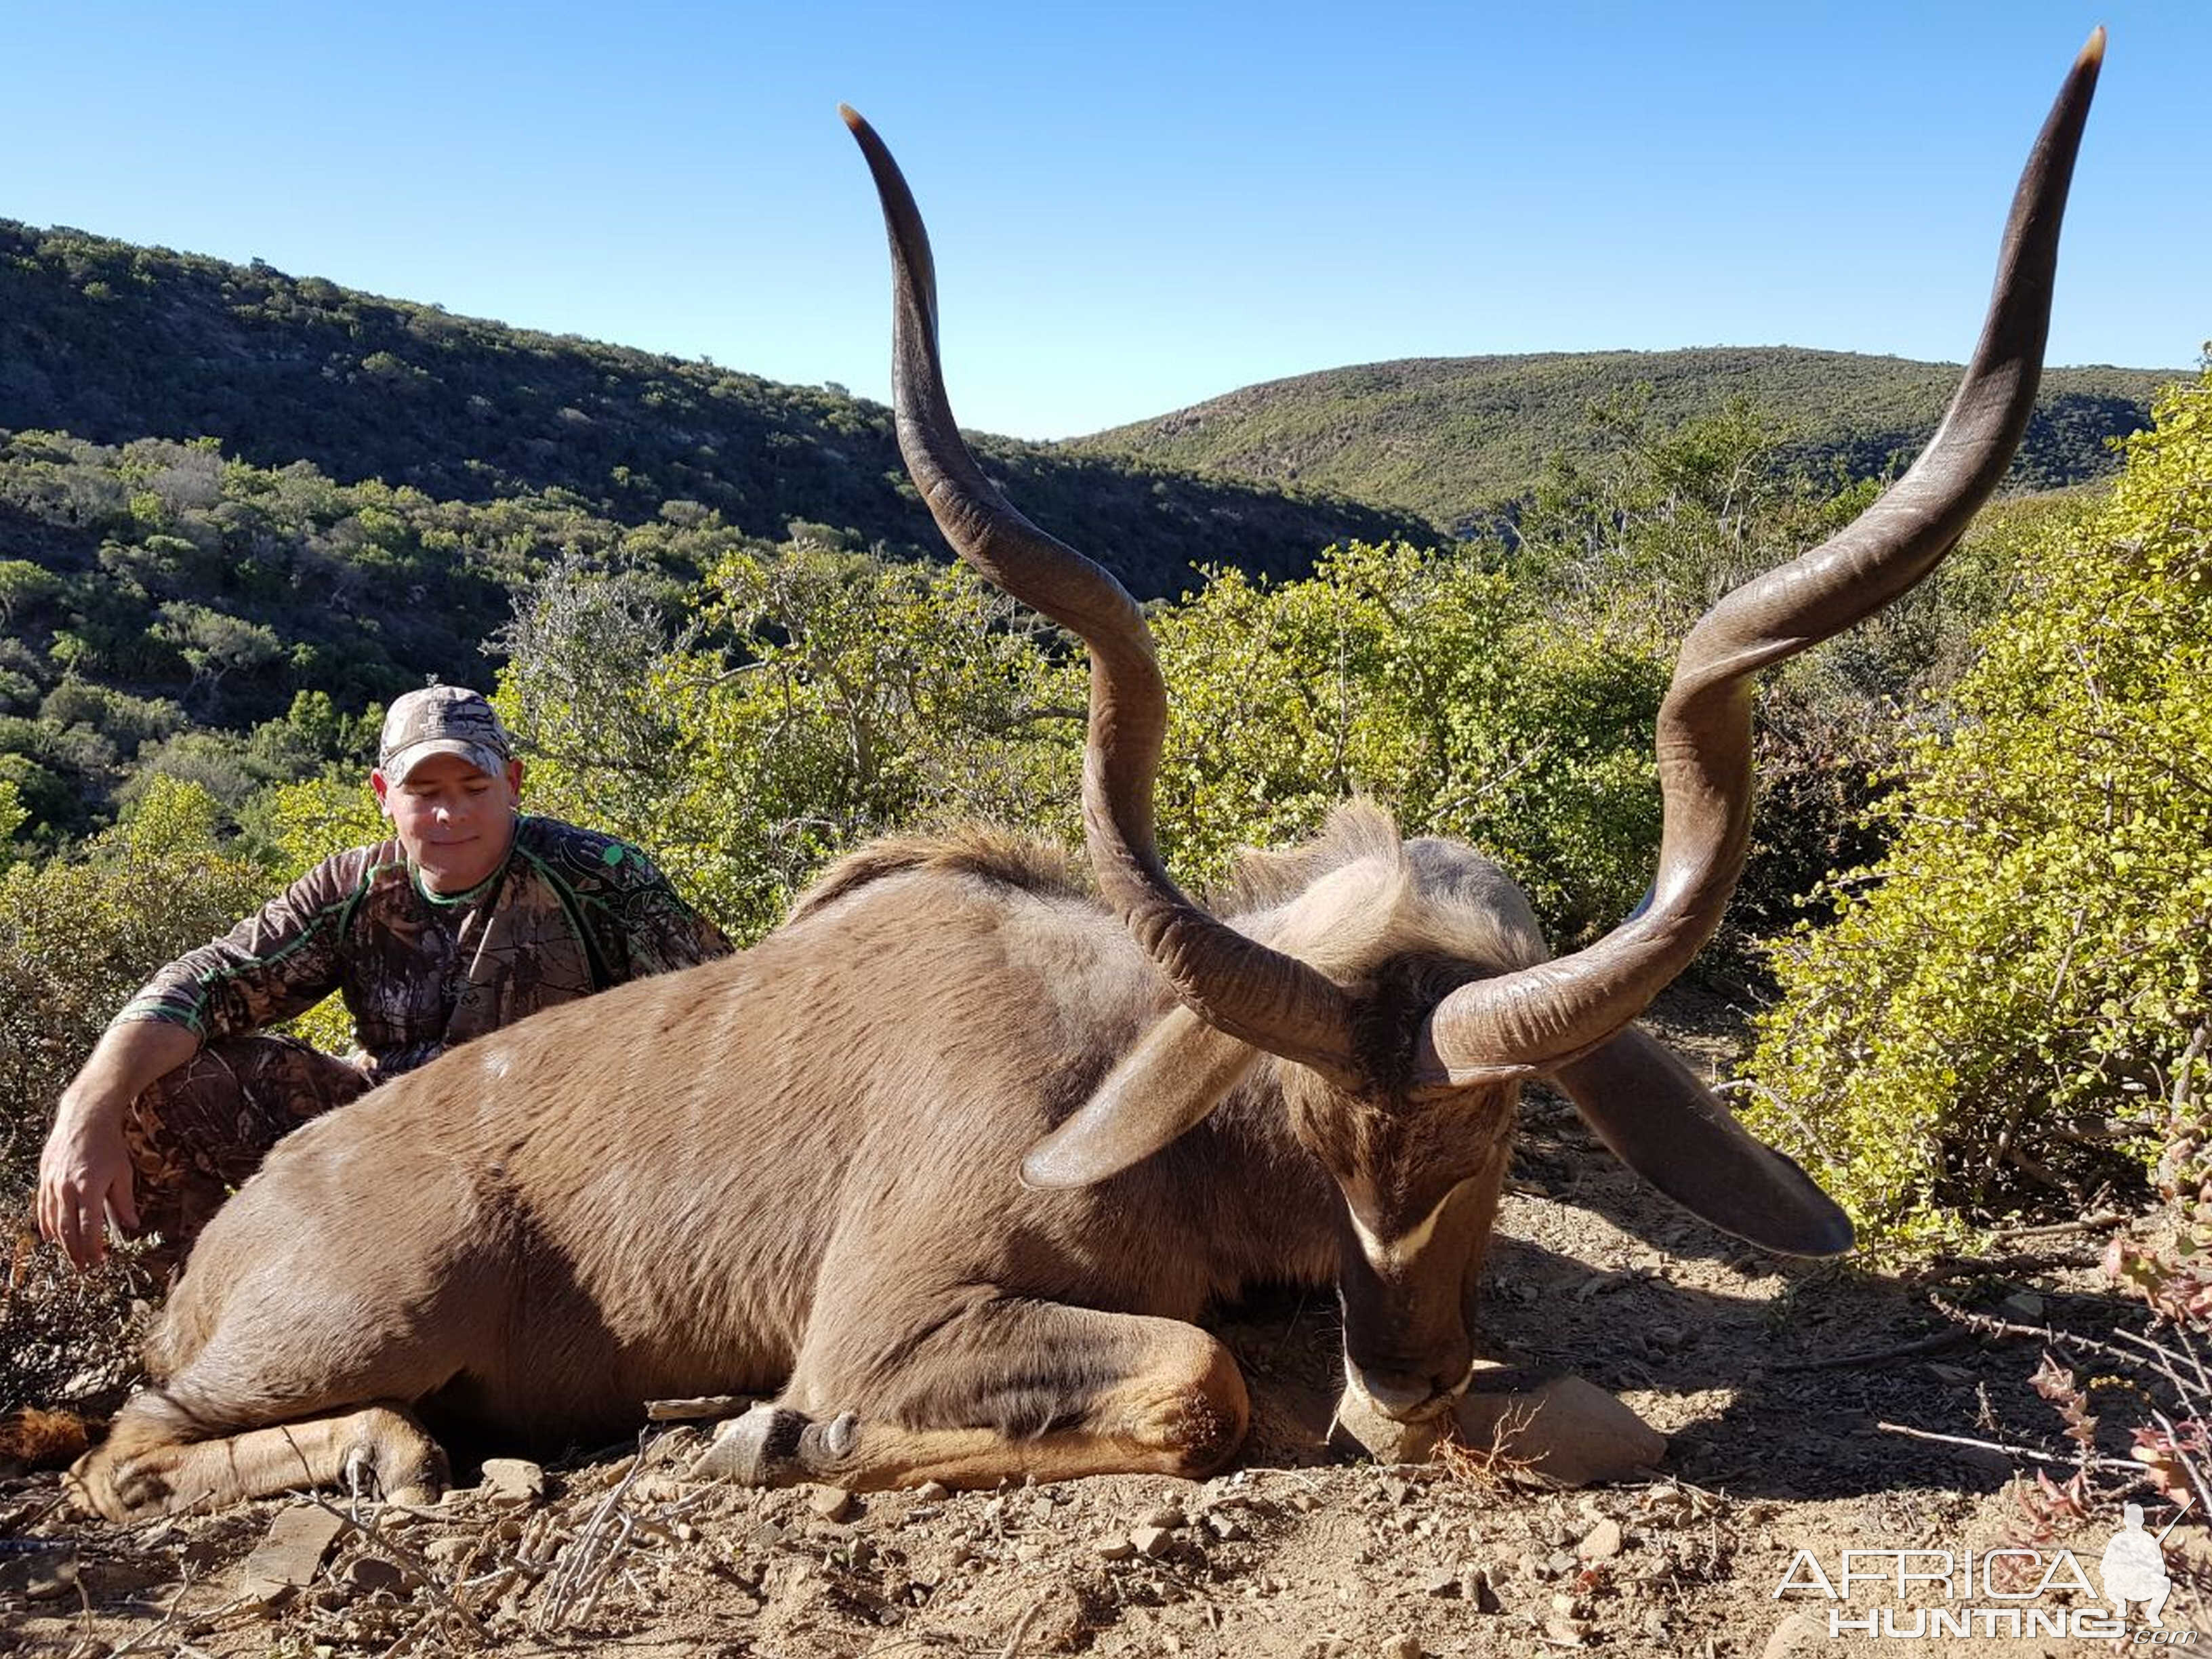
[688,1404,860,1486]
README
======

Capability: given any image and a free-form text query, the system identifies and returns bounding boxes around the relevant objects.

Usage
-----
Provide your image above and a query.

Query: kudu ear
[1550,1027,1853,1257]
[1021,1007,1262,1190]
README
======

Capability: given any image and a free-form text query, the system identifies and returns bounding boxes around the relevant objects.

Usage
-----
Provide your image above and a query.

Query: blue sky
[4,3,2201,440]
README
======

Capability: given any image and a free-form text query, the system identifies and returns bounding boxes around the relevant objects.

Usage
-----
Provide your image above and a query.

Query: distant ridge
[1069,347,2185,533]
[0,220,1422,600]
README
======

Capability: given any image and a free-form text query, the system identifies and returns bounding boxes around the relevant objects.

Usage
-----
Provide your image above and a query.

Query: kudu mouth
[1346,1361,1471,1425]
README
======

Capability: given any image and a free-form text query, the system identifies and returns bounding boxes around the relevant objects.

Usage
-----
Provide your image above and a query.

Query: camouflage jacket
[114,815,732,1078]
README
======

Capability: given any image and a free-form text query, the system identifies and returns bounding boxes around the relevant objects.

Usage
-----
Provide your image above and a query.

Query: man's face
[370,752,525,894]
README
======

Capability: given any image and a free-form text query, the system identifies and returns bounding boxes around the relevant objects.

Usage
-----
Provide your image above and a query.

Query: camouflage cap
[377,686,515,784]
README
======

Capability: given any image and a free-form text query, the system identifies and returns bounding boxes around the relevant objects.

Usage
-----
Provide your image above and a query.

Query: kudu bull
[68,35,2100,1519]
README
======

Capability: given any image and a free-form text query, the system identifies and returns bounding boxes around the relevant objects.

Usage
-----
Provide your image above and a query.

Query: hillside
[0,218,2176,849]
[0,221,1421,602]
[1071,348,2184,533]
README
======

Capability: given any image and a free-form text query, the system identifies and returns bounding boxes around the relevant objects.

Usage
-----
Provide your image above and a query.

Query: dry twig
[537,1441,651,1629]
[1874,1420,2137,1472]
[1770,1330,1968,1372]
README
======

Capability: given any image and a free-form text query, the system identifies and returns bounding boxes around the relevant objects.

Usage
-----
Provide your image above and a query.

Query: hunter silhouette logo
[2100,1503,2175,1627]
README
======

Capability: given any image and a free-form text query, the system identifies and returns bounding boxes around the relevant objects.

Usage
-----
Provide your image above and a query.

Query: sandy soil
[3,996,2195,1658]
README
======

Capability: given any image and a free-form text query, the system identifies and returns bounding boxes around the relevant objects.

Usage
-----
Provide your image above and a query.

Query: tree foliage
[498,537,1674,949]
[1742,374,2212,1248]
[0,777,271,1204]
[500,537,1081,941]
[1148,541,1664,937]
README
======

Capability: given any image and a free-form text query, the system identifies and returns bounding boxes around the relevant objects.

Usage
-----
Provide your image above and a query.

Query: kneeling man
[37,685,731,1273]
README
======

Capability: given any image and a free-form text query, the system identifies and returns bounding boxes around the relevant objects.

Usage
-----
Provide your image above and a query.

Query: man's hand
[37,1021,199,1271]
[37,1103,139,1271]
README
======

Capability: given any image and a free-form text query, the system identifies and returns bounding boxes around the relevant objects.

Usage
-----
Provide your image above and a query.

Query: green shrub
[1150,540,1665,937]
[499,539,1080,941]
[497,537,1673,949]
[1742,374,2212,1251]
[0,777,272,1207]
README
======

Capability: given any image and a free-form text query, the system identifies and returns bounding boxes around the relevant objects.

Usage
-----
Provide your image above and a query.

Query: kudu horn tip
[837,104,867,134]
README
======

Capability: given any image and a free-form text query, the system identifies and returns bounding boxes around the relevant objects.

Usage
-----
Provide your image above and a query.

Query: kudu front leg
[692,1301,1248,1490]
[67,1393,447,1521]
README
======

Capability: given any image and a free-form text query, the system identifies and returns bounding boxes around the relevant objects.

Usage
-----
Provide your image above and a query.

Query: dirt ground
[2,994,2196,1658]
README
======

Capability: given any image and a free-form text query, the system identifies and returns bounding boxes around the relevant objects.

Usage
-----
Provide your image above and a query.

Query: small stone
[1015,1540,1046,1563]
[347,1556,407,1595]
[1290,1491,1319,1513]
[237,1506,348,1601]
[1551,1591,1580,1615]
[1019,1584,1090,1651]
[1130,1524,1174,1559]
[0,1542,77,1601]
[913,1481,951,1502]
[947,1540,975,1567]
[811,1486,859,1522]
[425,1537,476,1569]
[1096,1536,1136,1561]
[1543,1616,1589,1647]
[1761,1612,1825,1659]
[1577,1518,1623,1560]
[1465,1566,1502,1612]
[640,1425,704,1466]
[1380,1635,1423,1659]
[1420,1568,1460,1597]
[480,1457,546,1508]
[1204,1511,1249,1542]
[2000,1290,2047,1321]
[1454,1374,1666,1488]
[1331,1385,1445,1465]
[1140,1502,1187,1530]
[1546,1549,1577,1578]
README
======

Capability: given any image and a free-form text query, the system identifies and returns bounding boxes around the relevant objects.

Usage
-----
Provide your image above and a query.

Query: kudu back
[68,35,2102,1517]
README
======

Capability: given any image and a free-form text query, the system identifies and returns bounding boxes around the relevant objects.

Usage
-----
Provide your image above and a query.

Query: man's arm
[37,1020,200,1270]
[37,847,373,1271]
